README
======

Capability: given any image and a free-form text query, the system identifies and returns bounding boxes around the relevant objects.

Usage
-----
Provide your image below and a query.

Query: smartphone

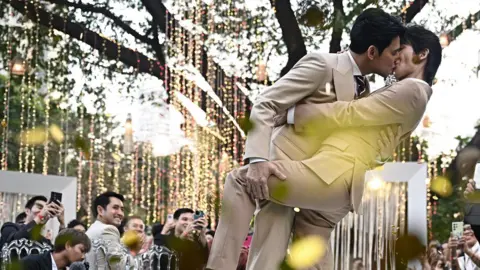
[194,210,205,220]
[452,221,464,239]
[49,191,62,205]
[194,210,205,230]
[474,163,480,190]
[167,214,173,221]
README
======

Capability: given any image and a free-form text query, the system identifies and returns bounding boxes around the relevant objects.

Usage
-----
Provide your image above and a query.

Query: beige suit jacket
[290,78,432,212]
[86,220,135,270]
[244,51,369,162]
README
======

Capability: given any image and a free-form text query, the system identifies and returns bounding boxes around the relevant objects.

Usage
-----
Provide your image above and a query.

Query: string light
[1,2,13,171]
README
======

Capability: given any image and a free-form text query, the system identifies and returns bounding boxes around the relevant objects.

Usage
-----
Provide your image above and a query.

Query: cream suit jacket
[290,78,432,212]
[244,51,369,162]
[86,220,134,270]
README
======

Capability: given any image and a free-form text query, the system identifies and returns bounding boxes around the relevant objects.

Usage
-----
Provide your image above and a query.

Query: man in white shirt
[85,191,134,269]
[20,228,91,269]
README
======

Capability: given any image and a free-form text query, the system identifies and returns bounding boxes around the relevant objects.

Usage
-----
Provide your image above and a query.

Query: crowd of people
[0,191,249,270]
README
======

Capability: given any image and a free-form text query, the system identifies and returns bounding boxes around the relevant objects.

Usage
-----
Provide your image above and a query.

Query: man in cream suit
[85,191,134,269]
[207,8,406,270]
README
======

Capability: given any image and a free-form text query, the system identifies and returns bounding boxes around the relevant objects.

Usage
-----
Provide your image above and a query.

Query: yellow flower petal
[122,230,141,250]
[49,124,64,144]
[19,127,47,145]
[430,176,453,197]
[287,236,327,269]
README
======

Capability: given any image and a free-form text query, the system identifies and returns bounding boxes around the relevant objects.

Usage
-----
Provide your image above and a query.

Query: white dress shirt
[458,242,480,270]
[51,253,58,270]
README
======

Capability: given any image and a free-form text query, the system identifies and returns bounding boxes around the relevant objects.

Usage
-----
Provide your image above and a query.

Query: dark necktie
[354,75,366,97]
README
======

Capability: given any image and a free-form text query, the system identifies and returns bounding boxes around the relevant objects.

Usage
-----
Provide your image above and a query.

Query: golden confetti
[1,120,6,127]
[122,230,142,250]
[49,124,64,144]
[287,236,327,269]
[111,153,122,162]
[375,165,384,171]
[293,207,300,212]
[19,127,47,145]
[430,176,453,197]
[74,135,90,160]
[271,182,289,202]
[238,117,254,134]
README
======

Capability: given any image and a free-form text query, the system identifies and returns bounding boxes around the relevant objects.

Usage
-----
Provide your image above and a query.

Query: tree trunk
[329,0,345,53]
[270,0,307,77]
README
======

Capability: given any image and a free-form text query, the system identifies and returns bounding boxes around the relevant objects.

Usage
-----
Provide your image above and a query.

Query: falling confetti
[287,235,327,269]
[430,176,453,197]
[49,124,64,144]
[122,230,142,250]
[395,234,425,268]
[271,182,289,201]
[19,127,47,145]
[238,117,254,134]
[74,135,90,160]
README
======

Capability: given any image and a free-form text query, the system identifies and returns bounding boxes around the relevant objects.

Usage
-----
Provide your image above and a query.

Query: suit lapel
[333,52,355,101]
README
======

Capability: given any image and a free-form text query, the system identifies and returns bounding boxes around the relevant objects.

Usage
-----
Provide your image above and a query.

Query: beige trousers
[207,159,353,270]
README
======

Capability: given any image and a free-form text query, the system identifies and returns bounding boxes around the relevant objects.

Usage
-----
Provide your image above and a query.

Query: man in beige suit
[85,191,134,269]
[207,8,406,270]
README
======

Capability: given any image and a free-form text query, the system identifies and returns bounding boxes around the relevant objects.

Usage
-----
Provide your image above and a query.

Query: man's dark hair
[25,195,47,210]
[54,228,91,253]
[15,212,27,223]
[173,208,194,220]
[67,219,87,230]
[92,191,124,217]
[350,8,405,55]
[402,24,442,86]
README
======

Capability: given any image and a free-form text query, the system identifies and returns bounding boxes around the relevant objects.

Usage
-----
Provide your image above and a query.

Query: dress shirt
[458,242,480,270]
[51,253,58,270]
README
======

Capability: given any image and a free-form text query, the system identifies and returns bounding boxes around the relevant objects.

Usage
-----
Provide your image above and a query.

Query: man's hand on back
[377,125,402,161]
[246,162,286,200]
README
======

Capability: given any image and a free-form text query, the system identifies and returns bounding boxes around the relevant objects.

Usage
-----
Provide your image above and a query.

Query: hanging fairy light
[10,56,26,76]
[123,113,134,154]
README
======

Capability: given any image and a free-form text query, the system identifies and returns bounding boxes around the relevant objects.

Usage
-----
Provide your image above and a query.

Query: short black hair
[206,230,215,237]
[173,208,194,220]
[25,195,47,209]
[54,228,91,253]
[15,212,27,223]
[92,191,125,217]
[67,219,87,231]
[350,8,405,55]
[402,24,442,86]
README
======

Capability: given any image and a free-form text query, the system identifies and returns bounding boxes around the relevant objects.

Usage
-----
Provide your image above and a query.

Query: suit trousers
[207,157,354,270]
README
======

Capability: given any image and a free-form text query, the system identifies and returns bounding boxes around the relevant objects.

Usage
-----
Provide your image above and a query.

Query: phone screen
[452,221,464,239]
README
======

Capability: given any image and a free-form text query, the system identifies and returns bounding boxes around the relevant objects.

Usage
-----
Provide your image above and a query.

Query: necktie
[354,75,366,97]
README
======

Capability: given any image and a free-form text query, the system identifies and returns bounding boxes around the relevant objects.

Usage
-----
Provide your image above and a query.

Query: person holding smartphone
[0,195,64,248]
[154,208,209,270]
[445,224,480,269]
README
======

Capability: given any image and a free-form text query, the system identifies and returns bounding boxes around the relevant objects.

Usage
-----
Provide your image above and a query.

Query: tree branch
[9,0,165,79]
[139,0,167,33]
[46,0,156,45]
[270,0,307,77]
[345,0,377,22]
[405,0,429,23]
[445,9,480,45]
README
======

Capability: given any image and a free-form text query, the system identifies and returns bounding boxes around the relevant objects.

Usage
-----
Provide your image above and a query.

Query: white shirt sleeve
[249,158,268,163]
[287,106,295,124]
